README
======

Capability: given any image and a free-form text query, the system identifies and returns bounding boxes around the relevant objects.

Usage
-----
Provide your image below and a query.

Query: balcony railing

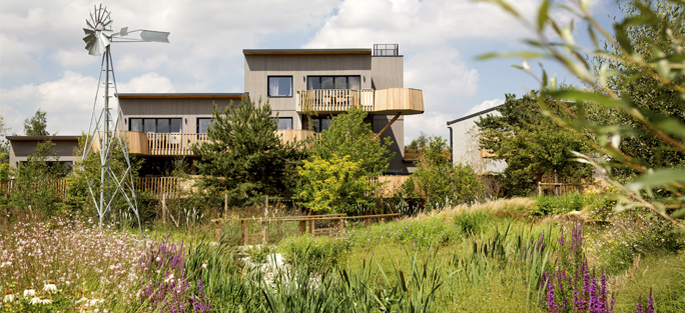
[119,130,317,156]
[296,88,423,115]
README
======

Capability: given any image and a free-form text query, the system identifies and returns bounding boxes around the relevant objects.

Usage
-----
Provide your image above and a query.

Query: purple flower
[636,294,644,313]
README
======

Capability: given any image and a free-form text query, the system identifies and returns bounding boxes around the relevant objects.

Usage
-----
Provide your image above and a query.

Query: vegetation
[298,108,394,213]
[479,0,685,230]
[6,140,67,218]
[476,93,594,197]
[402,135,485,209]
[23,109,50,136]
[194,98,305,208]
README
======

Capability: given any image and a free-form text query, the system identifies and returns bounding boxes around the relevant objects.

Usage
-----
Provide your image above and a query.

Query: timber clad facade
[8,44,425,175]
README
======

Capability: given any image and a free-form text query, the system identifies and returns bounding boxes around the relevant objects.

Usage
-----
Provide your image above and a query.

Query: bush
[588,210,683,275]
[278,235,349,269]
[454,210,491,235]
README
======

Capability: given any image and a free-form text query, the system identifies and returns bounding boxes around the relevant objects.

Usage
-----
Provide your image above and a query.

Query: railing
[147,133,209,156]
[2,175,410,200]
[1,179,68,198]
[403,148,451,161]
[297,88,423,115]
[139,131,315,156]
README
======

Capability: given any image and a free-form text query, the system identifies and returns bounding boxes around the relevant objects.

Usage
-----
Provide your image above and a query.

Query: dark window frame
[276,117,293,130]
[197,117,216,134]
[129,118,182,133]
[307,76,362,90]
[267,76,294,98]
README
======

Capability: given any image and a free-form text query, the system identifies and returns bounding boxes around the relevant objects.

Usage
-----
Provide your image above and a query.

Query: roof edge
[243,49,372,56]
[7,135,80,141]
[117,93,246,99]
[446,104,503,126]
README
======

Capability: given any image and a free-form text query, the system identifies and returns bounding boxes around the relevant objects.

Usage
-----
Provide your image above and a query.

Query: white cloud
[1,71,177,135]
[464,98,504,116]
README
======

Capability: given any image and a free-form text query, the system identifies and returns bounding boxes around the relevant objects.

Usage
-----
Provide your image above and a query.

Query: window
[277,117,293,130]
[197,118,215,134]
[307,76,361,90]
[308,116,332,133]
[268,76,293,97]
[129,118,182,133]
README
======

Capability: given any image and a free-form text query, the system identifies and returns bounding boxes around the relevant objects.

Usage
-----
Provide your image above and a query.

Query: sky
[0,0,621,143]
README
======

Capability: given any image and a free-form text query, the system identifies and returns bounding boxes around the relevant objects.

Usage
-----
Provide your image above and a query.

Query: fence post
[261,221,267,244]
[538,182,542,196]
[161,193,167,225]
[241,221,249,245]
[224,193,228,218]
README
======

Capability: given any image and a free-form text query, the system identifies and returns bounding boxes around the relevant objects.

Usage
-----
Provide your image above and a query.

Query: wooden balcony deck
[121,130,317,156]
[296,88,424,115]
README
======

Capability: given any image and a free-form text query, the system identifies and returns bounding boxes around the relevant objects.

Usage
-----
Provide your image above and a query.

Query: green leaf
[627,168,685,191]
[477,51,549,60]
[537,0,550,30]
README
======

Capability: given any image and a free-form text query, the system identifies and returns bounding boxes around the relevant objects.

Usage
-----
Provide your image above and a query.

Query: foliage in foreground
[479,0,685,229]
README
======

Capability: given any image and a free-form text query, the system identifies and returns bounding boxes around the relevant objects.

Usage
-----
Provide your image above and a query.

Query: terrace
[295,88,424,115]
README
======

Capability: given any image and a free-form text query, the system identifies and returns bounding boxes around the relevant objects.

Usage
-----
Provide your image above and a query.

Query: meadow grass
[2,196,683,312]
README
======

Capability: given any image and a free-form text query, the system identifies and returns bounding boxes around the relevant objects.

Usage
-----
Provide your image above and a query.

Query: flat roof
[446,105,503,126]
[7,136,80,141]
[243,48,372,56]
[117,93,246,99]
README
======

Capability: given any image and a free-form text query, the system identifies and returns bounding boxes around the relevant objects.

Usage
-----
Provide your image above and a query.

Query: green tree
[402,136,484,208]
[8,140,66,217]
[310,108,395,177]
[298,108,395,213]
[298,154,375,213]
[476,93,593,197]
[193,99,304,207]
[24,109,50,136]
[481,0,685,229]
[589,0,685,180]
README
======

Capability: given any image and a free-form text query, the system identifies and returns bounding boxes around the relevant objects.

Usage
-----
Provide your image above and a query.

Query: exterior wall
[244,53,374,129]
[448,111,507,174]
[8,139,80,168]
[118,97,238,133]
[370,56,403,89]
[244,51,410,173]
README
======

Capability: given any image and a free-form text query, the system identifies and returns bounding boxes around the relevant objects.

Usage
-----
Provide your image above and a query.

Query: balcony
[296,88,424,115]
[100,130,317,156]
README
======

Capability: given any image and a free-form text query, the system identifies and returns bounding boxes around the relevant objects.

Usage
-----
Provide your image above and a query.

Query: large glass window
[268,76,293,97]
[277,117,293,130]
[129,118,182,133]
[197,118,215,134]
[308,116,332,133]
[307,76,361,90]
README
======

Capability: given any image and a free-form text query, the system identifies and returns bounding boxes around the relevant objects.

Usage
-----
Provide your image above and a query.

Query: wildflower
[24,286,36,297]
[43,280,57,293]
[29,296,41,305]
[3,290,15,303]
[164,273,175,283]
[201,262,207,269]
[39,297,53,304]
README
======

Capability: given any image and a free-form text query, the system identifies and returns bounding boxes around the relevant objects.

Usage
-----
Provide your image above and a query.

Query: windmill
[81,4,169,232]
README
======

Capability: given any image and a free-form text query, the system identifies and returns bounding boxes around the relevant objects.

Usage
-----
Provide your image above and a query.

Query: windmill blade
[140,30,170,43]
[85,32,111,56]
[83,28,94,36]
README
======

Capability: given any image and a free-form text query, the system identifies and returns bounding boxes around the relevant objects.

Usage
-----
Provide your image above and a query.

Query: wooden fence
[2,175,409,200]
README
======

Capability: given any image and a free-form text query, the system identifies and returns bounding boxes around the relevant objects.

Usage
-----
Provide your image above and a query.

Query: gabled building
[8,44,424,176]
[446,105,506,175]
